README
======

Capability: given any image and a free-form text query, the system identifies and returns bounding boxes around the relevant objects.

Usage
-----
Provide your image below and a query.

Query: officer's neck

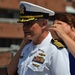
[33,31,49,45]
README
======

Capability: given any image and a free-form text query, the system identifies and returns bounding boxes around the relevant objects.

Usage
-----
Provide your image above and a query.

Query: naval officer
[7,1,71,75]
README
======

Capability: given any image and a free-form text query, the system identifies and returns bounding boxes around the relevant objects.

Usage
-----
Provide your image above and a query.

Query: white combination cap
[18,1,55,23]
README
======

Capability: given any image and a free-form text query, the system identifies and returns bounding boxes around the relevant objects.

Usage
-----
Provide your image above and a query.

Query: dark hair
[55,13,75,28]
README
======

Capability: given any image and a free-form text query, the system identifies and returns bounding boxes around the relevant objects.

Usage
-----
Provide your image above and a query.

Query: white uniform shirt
[18,32,71,75]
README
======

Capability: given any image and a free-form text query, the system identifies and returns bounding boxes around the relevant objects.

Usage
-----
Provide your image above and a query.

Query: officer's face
[23,21,34,37]
[23,20,43,40]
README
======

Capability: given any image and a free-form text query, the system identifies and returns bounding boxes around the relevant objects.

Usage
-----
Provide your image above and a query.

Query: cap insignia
[20,5,25,14]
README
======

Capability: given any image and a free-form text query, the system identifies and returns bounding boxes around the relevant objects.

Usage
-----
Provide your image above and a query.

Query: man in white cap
[7,1,71,75]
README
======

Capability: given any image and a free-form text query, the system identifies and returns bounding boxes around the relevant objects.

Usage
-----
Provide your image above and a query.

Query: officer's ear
[42,20,47,29]
[42,25,46,30]
[42,20,47,26]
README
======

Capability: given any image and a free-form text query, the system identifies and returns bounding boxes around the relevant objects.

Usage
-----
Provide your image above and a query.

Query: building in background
[0,0,75,75]
[0,0,75,47]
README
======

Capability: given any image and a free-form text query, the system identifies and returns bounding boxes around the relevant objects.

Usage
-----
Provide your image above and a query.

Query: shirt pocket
[28,62,44,72]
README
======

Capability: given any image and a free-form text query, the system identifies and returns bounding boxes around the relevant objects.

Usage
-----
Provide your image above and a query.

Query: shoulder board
[51,38,65,49]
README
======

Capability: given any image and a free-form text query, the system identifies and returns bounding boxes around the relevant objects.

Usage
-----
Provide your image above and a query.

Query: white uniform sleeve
[50,47,71,75]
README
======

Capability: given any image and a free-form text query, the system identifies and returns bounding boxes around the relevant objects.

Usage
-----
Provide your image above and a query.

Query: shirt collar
[28,31,53,52]
[34,32,53,52]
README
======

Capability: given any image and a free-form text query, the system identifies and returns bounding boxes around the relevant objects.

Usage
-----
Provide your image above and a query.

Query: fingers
[54,20,65,25]
[49,24,63,31]
[49,25,57,28]
[49,25,57,31]
[51,25,57,28]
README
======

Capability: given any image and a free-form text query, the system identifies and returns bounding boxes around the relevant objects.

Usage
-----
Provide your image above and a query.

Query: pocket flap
[28,62,44,72]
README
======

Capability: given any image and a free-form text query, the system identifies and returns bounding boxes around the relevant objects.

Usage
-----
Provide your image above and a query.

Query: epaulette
[51,38,65,49]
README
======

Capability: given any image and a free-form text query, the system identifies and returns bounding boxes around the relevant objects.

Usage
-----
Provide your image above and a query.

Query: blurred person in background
[49,13,75,75]
[7,1,71,75]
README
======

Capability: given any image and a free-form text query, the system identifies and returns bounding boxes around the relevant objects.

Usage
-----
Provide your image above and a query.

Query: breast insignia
[32,56,45,64]
[32,63,39,67]
[51,38,65,49]
[39,53,45,56]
